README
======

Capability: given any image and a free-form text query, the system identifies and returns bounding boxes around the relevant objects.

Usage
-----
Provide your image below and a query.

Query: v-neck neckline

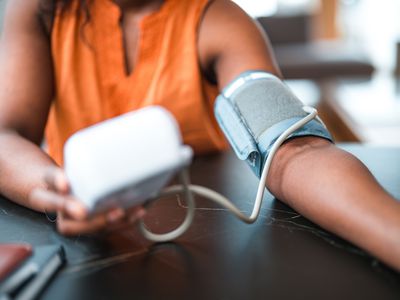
[93,0,173,109]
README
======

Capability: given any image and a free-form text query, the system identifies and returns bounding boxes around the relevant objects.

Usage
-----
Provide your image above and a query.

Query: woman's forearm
[0,129,57,211]
[267,137,400,271]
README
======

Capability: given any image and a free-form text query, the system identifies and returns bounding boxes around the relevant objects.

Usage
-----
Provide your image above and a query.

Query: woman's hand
[28,167,146,236]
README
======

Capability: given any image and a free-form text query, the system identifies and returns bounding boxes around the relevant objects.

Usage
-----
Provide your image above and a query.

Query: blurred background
[0,0,399,145]
[233,0,400,146]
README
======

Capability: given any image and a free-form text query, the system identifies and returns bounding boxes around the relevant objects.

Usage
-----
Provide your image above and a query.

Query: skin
[0,0,399,270]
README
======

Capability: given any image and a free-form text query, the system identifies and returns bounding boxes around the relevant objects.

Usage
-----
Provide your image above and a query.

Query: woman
[0,0,399,270]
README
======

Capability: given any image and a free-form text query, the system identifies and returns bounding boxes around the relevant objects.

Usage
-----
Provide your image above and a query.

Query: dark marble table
[0,144,399,300]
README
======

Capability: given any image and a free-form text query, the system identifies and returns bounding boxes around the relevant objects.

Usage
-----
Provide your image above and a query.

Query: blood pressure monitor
[64,106,193,215]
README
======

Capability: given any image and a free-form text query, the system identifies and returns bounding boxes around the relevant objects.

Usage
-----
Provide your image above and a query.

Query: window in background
[232,0,278,17]
[232,0,320,17]
[339,0,400,73]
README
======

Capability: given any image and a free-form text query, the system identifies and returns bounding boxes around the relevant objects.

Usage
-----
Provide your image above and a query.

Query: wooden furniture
[0,145,399,299]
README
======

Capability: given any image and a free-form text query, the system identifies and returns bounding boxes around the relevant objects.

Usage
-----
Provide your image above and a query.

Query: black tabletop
[0,144,399,300]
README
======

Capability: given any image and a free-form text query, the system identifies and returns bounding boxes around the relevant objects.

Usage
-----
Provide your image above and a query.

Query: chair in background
[257,14,375,80]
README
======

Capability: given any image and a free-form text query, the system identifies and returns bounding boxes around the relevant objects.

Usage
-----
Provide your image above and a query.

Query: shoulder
[198,0,280,87]
[2,0,51,37]
[199,0,263,53]
[202,0,258,30]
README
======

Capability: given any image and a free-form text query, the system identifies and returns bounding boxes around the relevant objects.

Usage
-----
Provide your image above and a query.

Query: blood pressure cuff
[214,71,333,178]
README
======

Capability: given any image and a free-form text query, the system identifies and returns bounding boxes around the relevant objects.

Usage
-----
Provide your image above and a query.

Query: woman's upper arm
[0,0,54,144]
[198,0,281,89]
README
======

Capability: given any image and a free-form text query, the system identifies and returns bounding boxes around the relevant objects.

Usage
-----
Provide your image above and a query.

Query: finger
[30,188,65,212]
[57,212,108,236]
[126,206,146,224]
[96,207,141,233]
[44,168,69,194]
[29,188,87,220]
[57,207,130,236]
[104,209,143,232]
[105,207,126,224]
[63,198,88,221]
[88,207,145,234]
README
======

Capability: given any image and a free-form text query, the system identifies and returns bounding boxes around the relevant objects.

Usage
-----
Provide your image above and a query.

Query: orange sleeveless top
[47,0,227,166]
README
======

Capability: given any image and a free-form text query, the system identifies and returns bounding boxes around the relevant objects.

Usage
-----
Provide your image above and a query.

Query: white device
[64,106,193,215]
[63,104,319,243]
[63,72,326,243]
